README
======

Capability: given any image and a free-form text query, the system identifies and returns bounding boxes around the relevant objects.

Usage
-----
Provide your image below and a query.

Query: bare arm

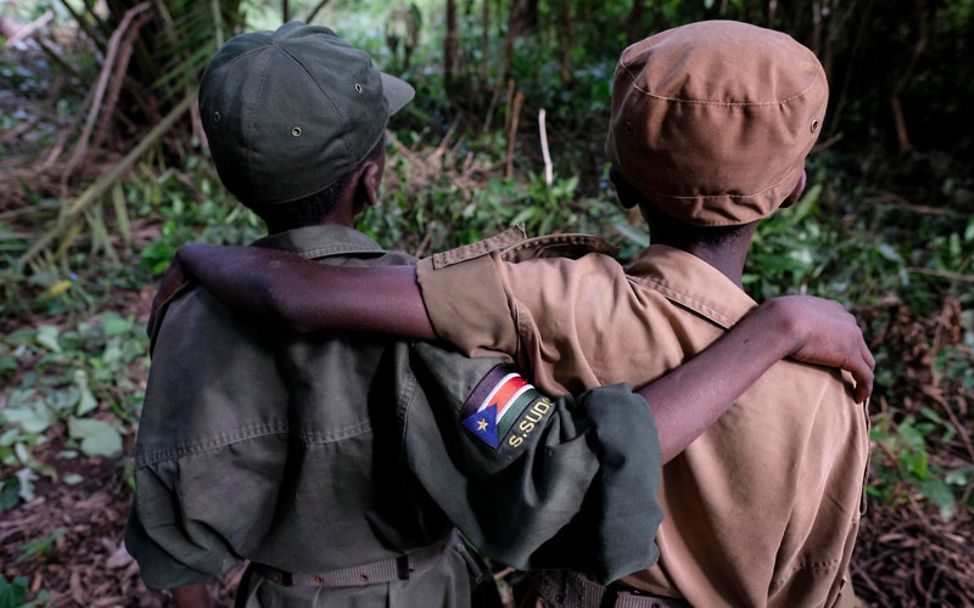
[636,296,872,461]
[172,244,873,462]
[171,245,435,340]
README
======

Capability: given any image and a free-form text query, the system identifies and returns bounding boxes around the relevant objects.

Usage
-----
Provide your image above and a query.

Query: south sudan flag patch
[461,366,546,449]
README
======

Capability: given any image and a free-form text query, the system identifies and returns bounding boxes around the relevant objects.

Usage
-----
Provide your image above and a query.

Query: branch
[21,93,196,266]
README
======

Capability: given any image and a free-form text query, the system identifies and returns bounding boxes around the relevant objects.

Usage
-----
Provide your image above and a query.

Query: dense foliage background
[0,0,972,605]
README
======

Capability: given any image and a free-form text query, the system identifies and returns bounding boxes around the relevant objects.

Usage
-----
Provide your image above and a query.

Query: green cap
[199,22,415,207]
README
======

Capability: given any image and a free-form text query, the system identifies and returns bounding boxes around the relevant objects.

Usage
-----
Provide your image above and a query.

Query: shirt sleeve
[404,343,664,584]
[416,251,635,395]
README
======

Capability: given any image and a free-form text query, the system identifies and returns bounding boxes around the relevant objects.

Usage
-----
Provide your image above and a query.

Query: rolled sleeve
[405,344,663,583]
[417,251,635,395]
[416,253,518,361]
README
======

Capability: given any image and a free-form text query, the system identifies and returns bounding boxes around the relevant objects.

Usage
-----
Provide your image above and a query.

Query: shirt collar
[252,224,385,260]
[626,244,758,329]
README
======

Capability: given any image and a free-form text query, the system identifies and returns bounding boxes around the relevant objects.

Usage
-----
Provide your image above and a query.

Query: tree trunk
[481,0,490,80]
[650,0,666,32]
[445,0,458,88]
[503,0,538,78]
[556,0,572,84]
[628,0,645,42]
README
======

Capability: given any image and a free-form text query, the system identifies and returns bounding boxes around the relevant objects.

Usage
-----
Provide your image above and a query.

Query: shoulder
[427,227,620,269]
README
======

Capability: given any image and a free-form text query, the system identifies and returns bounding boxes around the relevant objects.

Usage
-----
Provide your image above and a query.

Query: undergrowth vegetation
[1,0,972,604]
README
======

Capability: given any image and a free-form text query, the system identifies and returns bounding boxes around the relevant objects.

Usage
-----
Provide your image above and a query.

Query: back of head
[198,22,414,215]
[606,20,828,227]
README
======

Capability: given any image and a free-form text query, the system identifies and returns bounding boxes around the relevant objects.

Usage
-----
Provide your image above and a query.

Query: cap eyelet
[354,83,363,94]
[624,121,633,136]
[810,119,820,133]
[291,127,302,137]
[212,111,221,124]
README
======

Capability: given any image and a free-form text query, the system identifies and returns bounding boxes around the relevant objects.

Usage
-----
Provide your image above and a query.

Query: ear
[780,168,808,209]
[356,159,382,209]
[609,166,639,209]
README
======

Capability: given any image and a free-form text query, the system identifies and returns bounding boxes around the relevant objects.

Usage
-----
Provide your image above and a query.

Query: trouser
[235,531,502,608]
[533,571,690,608]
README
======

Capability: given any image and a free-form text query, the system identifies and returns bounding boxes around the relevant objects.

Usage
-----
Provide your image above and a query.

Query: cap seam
[247,50,275,197]
[205,34,275,74]
[274,43,354,164]
[617,59,823,107]
[619,161,800,202]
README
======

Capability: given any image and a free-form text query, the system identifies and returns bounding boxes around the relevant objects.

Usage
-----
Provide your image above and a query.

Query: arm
[172,244,873,462]
[173,244,435,339]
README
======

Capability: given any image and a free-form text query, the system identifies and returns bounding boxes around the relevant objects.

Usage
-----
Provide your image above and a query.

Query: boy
[165,21,872,607]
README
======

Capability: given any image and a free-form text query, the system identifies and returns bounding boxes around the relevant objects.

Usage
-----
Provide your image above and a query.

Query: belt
[535,571,691,608]
[250,531,456,588]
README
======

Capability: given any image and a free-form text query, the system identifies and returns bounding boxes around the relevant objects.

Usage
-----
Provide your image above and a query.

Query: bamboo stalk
[20,93,196,266]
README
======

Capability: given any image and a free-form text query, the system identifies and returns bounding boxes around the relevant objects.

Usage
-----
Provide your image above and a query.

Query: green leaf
[945,467,973,486]
[0,354,17,378]
[1,404,53,434]
[0,479,21,513]
[63,473,84,485]
[14,469,36,502]
[0,574,28,608]
[35,325,61,353]
[73,370,98,416]
[0,429,18,447]
[100,312,133,337]
[876,243,903,264]
[915,477,957,521]
[67,418,122,458]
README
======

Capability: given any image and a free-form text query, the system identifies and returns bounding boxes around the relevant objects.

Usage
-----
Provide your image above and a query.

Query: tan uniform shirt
[416,235,869,608]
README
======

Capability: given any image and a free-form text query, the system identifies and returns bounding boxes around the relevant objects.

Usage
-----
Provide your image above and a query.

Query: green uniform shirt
[126,224,663,605]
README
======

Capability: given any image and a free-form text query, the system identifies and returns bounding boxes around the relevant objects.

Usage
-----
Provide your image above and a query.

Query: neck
[647,220,757,288]
[676,242,749,287]
[263,207,356,235]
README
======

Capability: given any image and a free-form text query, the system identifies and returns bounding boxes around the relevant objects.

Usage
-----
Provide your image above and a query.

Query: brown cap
[606,20,828,226]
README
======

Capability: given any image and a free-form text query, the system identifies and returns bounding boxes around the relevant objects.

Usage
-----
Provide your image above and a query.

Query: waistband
[535,571,690,608]
[250,531,456,588]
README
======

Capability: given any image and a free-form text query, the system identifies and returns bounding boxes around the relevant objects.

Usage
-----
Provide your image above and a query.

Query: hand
[171,583,218,608]
[148,257,193,343]
[760,296,875,403]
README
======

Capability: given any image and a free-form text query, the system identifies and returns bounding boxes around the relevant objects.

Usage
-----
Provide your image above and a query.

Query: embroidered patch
[461,366,545,449]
